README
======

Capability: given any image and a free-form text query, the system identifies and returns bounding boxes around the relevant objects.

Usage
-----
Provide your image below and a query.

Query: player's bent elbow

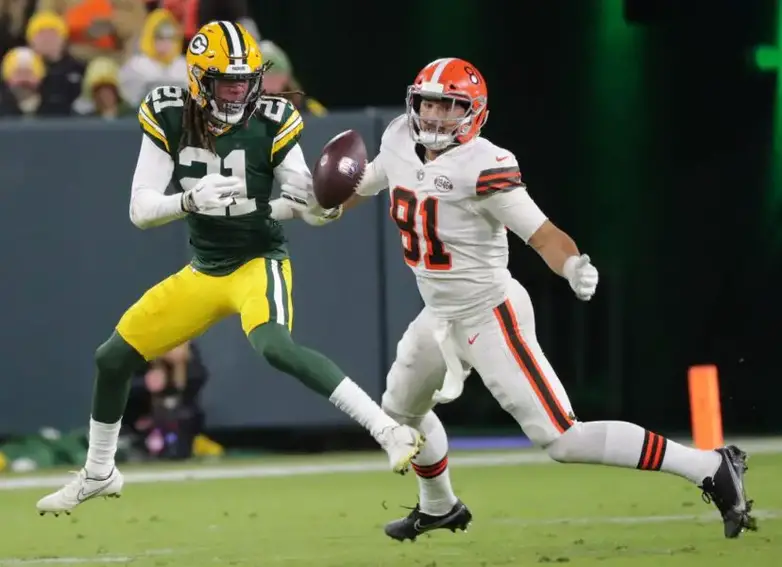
[129,207,153,230]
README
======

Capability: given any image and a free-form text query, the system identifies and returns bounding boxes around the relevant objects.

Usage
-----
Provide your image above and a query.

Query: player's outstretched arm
[270,143,342,226]
[479,185,599,301]
[270,142,314,220]
[528,223,598,301]
[354,157,389,198]
[340,157,389,211]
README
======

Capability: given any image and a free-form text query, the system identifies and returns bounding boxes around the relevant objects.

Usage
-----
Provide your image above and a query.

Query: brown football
[312,130,368,209]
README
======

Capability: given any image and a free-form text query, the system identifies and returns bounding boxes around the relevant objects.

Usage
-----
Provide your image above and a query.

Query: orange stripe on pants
[493,300,573,434]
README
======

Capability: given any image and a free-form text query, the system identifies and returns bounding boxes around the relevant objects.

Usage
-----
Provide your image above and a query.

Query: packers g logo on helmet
[185,21,264,126]
[189,33,208,55]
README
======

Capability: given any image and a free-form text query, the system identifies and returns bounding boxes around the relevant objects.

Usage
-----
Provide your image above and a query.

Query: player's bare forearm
[528,220,579,277]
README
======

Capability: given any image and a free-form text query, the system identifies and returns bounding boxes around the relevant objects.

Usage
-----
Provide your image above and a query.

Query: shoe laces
[60,469,88,499]
[400,501,421,519]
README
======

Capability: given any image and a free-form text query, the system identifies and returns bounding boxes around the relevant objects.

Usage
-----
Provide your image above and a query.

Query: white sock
[85,417,121,478]
[660,439,721,484]
[412,412,458,516]
[546,420,721,484]
[329,378,397,440]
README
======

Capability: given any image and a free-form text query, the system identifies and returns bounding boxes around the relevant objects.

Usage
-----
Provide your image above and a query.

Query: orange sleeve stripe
[476,180,522,195]
[476,166,523,195]
[477,165,521,183]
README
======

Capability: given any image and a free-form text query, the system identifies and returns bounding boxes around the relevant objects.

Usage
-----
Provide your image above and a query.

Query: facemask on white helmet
[406,87,474,151]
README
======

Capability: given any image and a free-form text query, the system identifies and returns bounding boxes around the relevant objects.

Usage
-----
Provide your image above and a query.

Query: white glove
[181,173,245,213]
[280,190,342,227]
[563,254,599,301]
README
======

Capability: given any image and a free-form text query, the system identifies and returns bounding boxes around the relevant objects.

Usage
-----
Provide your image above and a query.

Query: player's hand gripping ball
[312,130,367,209]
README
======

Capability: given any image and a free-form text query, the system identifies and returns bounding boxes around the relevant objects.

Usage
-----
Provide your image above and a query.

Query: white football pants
[382,278,575,446]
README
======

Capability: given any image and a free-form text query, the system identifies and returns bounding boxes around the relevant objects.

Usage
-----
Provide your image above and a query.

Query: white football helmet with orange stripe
[406,58,489,151]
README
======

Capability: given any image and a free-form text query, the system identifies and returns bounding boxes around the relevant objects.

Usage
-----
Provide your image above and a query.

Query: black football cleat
[699,445,758,538]
[384,500,472,542]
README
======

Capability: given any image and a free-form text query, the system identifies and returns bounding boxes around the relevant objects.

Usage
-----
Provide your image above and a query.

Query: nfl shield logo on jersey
[434,175,453,192]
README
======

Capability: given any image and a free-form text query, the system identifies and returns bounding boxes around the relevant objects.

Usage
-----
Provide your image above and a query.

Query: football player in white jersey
[346,57,756,541]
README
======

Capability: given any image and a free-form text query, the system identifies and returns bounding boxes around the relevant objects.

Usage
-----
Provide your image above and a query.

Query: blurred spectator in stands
[37,0,146,63]
[145,0,260,48]
[26,11,83,116]
[118,9,185,108]
[80,56,127,118]
[0,46,47,116]
[260,40,327,117]
[123,341,220,461]
[0,0,37,56]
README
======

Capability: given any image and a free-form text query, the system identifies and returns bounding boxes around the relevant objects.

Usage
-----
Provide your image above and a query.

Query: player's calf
[383,408,459,513]
[249,324,424,473]
[543,421,757,538]
[36,467,123,516]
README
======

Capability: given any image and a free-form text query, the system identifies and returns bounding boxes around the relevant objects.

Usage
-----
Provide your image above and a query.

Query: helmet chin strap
[416,131,454,151]
[208,100,246,125]
[410,110,472,151]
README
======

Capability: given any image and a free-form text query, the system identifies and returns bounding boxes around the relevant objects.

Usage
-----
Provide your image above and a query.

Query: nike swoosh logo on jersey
[468,334,479,345]
[496,155,510,162]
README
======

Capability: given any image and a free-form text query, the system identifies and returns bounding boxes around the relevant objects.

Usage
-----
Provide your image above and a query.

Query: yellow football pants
[116,258,293,361]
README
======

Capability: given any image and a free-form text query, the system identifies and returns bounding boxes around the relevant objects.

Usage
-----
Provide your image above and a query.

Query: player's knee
[94,331,145,378]
[543,421,582,463]
[381,395,424,429]
[249,323,295,369]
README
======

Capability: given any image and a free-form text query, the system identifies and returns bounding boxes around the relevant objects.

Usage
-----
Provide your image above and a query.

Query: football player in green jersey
[36,20,423,516]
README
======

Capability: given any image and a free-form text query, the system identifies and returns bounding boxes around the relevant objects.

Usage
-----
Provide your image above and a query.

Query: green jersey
[137,86,304,276]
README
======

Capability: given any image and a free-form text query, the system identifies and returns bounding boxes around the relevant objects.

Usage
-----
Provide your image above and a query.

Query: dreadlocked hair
[247,61,306,118]
[179,94,216,153]
[246,89,305,122]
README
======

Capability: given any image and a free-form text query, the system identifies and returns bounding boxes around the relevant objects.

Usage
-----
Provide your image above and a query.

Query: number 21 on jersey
[390,187,452,270]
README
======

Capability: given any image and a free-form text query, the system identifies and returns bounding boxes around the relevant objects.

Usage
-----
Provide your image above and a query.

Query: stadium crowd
[0,0,326,119]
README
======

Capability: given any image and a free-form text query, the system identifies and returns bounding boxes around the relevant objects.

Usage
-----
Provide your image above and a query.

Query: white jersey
[360,116,548,319]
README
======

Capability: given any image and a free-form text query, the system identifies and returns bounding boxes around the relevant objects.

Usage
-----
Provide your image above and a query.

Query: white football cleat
[379,425,425,474]
[36,467,123,516]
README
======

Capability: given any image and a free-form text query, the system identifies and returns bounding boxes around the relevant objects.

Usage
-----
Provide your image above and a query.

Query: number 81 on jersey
[390,187,452,270]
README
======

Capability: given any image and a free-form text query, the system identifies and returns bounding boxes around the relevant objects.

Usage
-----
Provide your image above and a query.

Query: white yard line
[492,509,782,527]
[0,549,173,566]
[0,558,133,565]
[0,453,547,490]
[2,437,781,491]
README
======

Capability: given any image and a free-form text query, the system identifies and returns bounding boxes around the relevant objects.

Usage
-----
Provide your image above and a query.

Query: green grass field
[0,448,779,566]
